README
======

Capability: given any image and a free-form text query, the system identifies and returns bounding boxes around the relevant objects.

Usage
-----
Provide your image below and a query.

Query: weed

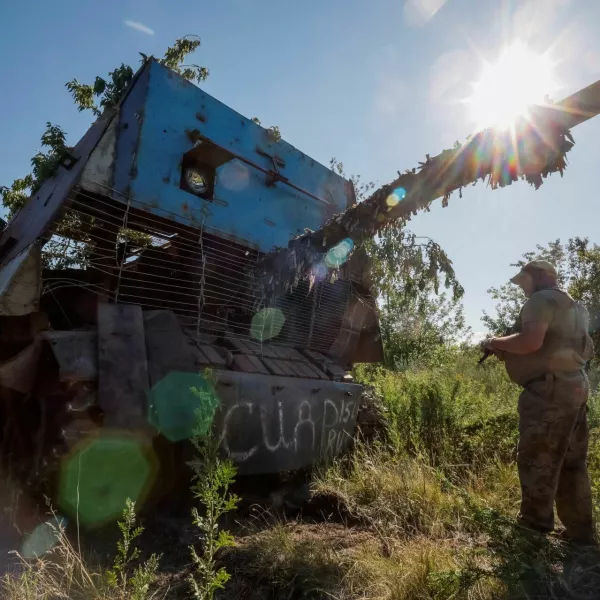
[106,498,161,599]
[1,501,162,600]
[187,421,239,599]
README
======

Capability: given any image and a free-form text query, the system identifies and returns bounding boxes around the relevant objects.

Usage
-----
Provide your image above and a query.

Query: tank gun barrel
[259,79,600,299]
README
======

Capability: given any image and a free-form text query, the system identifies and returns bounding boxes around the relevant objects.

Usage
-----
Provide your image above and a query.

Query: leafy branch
[1,123,70,218]
[259,114,575,299]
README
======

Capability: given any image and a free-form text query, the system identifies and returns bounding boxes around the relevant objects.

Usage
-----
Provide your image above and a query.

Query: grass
[3,350,600,599]
[232,355,600,600]
[313,445,467,539]
[1,502,164,600]
[235,522,496,600]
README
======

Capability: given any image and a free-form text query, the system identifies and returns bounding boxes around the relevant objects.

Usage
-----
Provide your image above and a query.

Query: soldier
[484,260,596,546]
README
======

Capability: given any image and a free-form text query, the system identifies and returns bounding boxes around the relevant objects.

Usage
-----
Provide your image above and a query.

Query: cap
[510,260,558,284]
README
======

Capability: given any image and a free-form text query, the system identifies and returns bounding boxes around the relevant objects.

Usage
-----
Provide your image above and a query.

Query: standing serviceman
[484,260,596,546]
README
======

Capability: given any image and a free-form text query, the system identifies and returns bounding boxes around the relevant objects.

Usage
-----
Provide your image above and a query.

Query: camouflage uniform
[503,288,595,544]
[517,371,593,542]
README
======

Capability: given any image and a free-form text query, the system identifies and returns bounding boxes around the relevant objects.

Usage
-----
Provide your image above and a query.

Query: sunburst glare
[466,41,558,130]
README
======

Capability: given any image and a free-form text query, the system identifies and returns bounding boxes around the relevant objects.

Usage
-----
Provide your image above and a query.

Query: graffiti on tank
[320,397,358,457]
[219,395,358,463]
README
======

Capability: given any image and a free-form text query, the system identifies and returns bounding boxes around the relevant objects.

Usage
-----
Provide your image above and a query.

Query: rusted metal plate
[266,345,288,359]
[232,354,262,373]
[286,348,307,362]
[302,349,331,363]
[245,354,269,374]
[325,363,348,381]
[42,331,97,382]
[80,116,119,195]
[242,340,279,359]
[267,358,297,377]
[286,361,315,378]
[0,243,41,316]
[143,310,197,385]
[254,343,278,359]
[271,346,306,361]
[198,345,227,368]
[301,361,328,380]
[213,370,362,474]
[0,338,42,393]
[239,340,261,354]
[225,337,253,354]
[98,304,148,429]
[262,357,287,376]
[330,329,360,360]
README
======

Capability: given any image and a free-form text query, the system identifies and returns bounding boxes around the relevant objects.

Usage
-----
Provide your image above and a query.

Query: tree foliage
[1,123,70,218]
[1,36,208,219]
[330,158,466,367]
[66,36,208,118]
[379,292,468,368]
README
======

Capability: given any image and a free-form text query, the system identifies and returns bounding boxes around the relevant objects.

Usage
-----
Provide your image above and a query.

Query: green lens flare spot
[58,433,156,528]
[250,308,285,342]
[21,515,67,558]
[324,238,354,268]
[148,371,219,442]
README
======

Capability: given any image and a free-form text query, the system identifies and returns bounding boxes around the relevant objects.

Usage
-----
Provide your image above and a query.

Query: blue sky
[1,0,599,334]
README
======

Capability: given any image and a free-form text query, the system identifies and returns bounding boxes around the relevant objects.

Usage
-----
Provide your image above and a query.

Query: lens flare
[148,371,219,442]
[58,433,157,528]
[21,515,67,558]
[386,186,407,209]
[218,160,250,192]
[466,41,557,130]
[251,307,285,341]
[311,263,328,281]
[325,238,354,268]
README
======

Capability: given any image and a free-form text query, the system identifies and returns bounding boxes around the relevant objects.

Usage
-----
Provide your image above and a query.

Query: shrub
[357,362,519,471]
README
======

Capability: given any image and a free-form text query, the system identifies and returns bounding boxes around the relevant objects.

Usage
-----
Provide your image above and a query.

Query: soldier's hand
[481,337,496,353]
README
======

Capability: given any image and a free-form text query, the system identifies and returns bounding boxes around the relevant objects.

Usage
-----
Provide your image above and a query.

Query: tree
[379,291,469,368]
[1,36,209,219]
[483,237,600,360]
[330,158,467,367]
[1,124,70,218]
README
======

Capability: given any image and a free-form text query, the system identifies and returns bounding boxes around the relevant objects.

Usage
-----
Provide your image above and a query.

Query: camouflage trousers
[517,371,595,544]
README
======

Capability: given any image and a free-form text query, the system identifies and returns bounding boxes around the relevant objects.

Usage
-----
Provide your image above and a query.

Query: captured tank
[0,59,383,500]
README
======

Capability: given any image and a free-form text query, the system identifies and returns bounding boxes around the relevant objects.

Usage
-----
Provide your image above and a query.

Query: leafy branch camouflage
[258,110,575,300]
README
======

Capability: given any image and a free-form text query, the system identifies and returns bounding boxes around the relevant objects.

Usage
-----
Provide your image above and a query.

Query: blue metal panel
[113,62,151,197]
[123,61,352,251]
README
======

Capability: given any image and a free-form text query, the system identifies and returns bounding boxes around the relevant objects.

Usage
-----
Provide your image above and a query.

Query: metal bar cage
[40,183,377,357]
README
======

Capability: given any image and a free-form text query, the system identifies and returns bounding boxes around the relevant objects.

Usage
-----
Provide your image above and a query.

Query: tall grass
[239,351,600,599]
[356,354,520,470]
[3,349,600,599]
[1,505,164,600]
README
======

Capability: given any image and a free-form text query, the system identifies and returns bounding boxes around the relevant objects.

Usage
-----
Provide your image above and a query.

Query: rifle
[478,327,514,364]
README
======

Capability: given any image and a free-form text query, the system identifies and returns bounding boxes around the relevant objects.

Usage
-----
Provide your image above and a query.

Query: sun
[466,41,557,130]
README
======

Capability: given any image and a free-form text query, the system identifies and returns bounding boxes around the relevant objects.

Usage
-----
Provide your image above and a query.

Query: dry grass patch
[312,446,467,538]
[233,521,497,600]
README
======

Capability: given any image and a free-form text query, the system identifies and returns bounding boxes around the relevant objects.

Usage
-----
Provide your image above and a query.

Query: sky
[1,0,599,335]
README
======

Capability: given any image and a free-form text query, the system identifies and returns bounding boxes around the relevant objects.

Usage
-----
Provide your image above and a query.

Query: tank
[0,59,383,481]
